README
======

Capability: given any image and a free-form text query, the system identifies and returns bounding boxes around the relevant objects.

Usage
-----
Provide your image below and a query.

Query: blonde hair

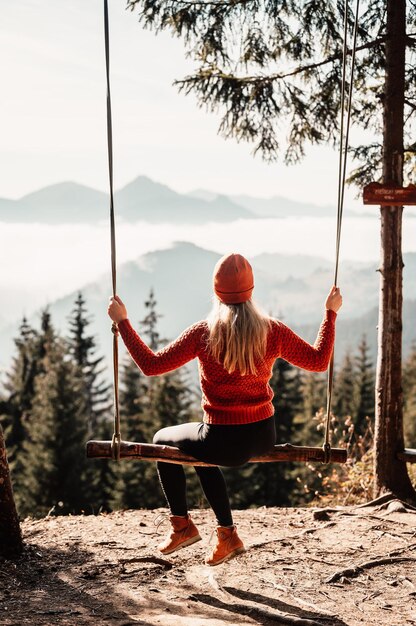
[206,299,271,376]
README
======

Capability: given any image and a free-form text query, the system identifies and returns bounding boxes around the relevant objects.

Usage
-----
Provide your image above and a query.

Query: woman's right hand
[325,286,343,313]
[108,295,128,323]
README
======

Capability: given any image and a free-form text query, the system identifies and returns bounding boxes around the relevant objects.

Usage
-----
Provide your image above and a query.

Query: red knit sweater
[118,309,336,425]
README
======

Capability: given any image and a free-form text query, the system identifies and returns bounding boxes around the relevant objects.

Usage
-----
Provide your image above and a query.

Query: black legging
[153,416,276,527]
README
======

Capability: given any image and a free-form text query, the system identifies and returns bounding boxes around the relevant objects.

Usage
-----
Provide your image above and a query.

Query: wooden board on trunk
[397,448,416,463]
[363,182,416,206]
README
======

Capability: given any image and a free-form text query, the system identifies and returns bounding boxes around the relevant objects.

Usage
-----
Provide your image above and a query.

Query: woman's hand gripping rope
[108,295,128,325]
[325,286,343,313]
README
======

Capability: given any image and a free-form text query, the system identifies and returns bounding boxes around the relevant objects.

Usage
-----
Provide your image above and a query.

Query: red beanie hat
[213,253,254,304]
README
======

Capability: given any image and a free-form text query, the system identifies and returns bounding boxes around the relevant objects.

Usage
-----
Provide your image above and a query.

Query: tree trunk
[0,424,23,558]
[374,0,416,500]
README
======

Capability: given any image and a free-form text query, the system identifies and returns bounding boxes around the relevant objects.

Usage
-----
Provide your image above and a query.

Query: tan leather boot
[158,515,201,555]
[205,525,245,566]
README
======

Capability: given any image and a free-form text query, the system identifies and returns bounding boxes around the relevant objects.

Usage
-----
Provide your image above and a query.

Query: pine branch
[346,143,382,188]
[176,36,387,88]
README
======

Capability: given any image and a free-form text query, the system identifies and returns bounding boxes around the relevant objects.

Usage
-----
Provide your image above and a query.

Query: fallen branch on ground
[326,556,416,583]
[355,492,395,508]
[354,493,416,511]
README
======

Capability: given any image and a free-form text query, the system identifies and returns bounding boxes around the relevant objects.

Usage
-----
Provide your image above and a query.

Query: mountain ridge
[0,176,254,224]
[0,175,372,224]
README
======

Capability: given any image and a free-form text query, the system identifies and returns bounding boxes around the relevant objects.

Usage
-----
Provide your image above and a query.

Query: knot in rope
[111,432,121,462]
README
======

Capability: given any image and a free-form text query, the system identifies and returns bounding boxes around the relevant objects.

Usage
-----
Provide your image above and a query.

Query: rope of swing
[104,0,122,461]
[323,0,360,463]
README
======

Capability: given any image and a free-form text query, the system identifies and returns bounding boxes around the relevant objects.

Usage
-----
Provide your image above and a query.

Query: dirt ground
[1,498,415,626]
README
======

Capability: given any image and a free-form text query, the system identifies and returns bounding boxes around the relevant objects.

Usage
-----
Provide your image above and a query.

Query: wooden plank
[363,182,416,206]
[86,440,348,464]
[397,448,416,463]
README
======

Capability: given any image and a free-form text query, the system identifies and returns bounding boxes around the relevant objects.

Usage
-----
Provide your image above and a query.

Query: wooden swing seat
[86,440,348,465]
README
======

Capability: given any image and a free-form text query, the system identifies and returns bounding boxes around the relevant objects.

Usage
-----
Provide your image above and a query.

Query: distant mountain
[189,188,337,217]
[115,176,254,223]
[232,193,336,218]
[189,188,371,218]
[2,244,416,376]
[1,182,108,224]
[0,174,377,225]
[0,176,254,225]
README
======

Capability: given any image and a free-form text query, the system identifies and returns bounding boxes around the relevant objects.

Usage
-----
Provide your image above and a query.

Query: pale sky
[0,0,365,209]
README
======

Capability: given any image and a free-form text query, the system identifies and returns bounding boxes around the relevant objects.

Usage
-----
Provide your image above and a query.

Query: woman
[108,253,342,566]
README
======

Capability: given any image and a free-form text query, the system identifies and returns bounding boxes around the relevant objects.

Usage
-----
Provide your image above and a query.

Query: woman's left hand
[108,295,128,323]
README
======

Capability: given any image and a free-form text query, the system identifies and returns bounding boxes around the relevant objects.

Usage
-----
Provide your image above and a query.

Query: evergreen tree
[299,370,327,446]
[287,369,328,504]
[139,287,165,434]
[19,313,90,517]
[1,318,38,464]
[153,371,195,430]
[354,335,375,434]
[67,293,113,513]
[37,308,54,365]
[334,351,356,423]
[1,314,57,511]
[67,293,111,436]
[141,288,163,352]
